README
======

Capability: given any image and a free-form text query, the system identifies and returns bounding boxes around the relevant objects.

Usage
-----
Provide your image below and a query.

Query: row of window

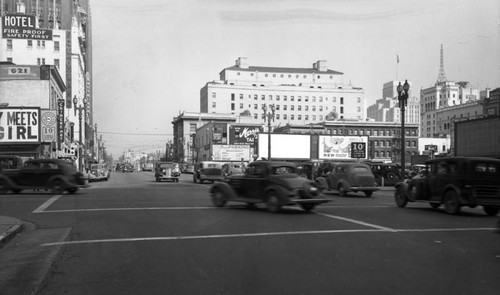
[226,93,362,104]
[5,57,60,69]
[328,129,417,137]
[236,72,336,80]
[5,39,60,51]
[245,103,348,113]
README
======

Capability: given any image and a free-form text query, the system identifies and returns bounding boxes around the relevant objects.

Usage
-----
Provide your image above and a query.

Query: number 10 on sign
[351,142,366,159]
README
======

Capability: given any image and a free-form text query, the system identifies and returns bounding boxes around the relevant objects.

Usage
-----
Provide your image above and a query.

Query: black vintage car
[209,161,331,212]
[0,158,88,194]
[394,157,500,216]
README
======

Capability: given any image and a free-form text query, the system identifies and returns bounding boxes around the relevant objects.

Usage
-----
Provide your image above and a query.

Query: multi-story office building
[367,81,420,124]
[420,81,480,138]
[200,57,366,126]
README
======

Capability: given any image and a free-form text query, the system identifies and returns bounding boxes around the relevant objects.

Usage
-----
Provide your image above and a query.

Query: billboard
[318,136,369,160]
[455,116,500,158]
[257,134,311,159]
[0,107,40,143]
[2,14,52,40]
[212,145,251,161]
[40,109,57,142]
[229,125,262,146]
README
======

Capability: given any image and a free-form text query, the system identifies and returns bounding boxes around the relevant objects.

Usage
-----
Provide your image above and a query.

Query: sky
[89,0,500,157]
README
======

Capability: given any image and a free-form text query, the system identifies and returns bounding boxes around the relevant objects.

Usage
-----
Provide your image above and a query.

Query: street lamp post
[262,104,275,161]
[94,123,99,163]
[73,96,87,173]
[396,80,410,180]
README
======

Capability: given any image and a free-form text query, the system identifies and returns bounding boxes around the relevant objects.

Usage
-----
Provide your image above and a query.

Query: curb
[0,219,24,247]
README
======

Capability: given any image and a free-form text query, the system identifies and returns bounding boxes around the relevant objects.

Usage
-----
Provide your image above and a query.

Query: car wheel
[430,202,441,209]
[483,205,500,216]
[68,188,78,194]
[266,192,281,213]
[443,190,461,215]
[364,191,373,198]
[50,180,64,195]
[211,189,227,208]
[12,188,22,194]
[337,183,347,197]
[387,172,398,180]
[394,189,408,208]
[300,203,316,211]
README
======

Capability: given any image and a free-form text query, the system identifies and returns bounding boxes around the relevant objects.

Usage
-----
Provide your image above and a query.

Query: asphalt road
[1,171,499,295]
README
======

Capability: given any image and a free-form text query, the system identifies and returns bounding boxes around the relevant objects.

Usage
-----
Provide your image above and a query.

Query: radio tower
[436,44,447,84]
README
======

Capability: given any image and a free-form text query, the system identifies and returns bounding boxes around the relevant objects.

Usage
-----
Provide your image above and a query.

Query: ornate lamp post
[262,104,275,161]
[73,95,87,172]
[396,80,410,180]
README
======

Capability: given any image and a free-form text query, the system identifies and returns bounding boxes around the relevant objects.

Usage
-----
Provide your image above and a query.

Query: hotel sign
[2,14,52,40]
[0,107,40,143]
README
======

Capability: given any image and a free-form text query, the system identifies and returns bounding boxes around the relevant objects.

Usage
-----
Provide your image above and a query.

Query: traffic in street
[1,170,499,294]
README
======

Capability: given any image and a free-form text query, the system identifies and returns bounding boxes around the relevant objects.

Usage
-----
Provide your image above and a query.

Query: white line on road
[40,227,496,247]
[36,206,217,213]
[32,195,63,213]
[315,212,397,231]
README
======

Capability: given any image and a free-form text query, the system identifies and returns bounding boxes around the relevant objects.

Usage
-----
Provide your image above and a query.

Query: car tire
[483,205,500,216]
[211,188,227,208]
[12,188,22,194]
[266,192,281,213]
[50,180,64,195]
[430,202,441,209]
[443,190,461,215]
[364,191,373,198]
[300,203,316,211]
[394,188,408,208]
[68,188,78,194]
[337,183,347,197]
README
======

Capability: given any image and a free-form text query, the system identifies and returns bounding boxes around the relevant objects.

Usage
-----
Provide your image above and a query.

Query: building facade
[200,57,366,126]
[367,81,420,124]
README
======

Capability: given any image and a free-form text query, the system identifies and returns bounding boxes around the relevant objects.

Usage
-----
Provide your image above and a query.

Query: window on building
[239,94,243,99]
[261,95,265,100]
[357,107,361,112]
[231,93,235,101]
[319,106,323,111]
[340,106,343,114]
[37,58,41,65]
[240,103,243,109]
[381,151,385,158]
[312,106,316,111]
[374,141,379,147]
[275,105,280,110]
[231,103,235,110]
[254,95,258,100]
[298,96,302,102]
[340,97,344,104]
[357,97,361,103]
[269,95,272,101]
[27,40,33,47]
[291,96,294,101]
[332,129,337,135]
[305,115,309,120]
[291,105,294,111]
[380,141,385,147]
[283,114,287,120]
[284,96,287,101]
[319,115,323,120]
[254,104,258,109]
[6,57,13,62]
[276,95,280,101]
[291,115,295,120]
[41,40,45,47]
[276,114,280,120]
[54,41,60,51]
[312,97,316,102]
[254,113,258,119]
[54,59,60,69]
[298,105,301,111]
[312,115,316,121]
[189,124,197,133]
[212,102,216,108]
[298,115,302,120]
[7,39,13,50]
[305,96,309,102]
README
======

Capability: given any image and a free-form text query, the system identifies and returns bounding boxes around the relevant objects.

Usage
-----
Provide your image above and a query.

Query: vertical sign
[40,110,57,142]
[350,142,367,159]
[57,99,65,149]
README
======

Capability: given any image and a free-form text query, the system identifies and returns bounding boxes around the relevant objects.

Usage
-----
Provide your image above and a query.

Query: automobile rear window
[352,166,369,172]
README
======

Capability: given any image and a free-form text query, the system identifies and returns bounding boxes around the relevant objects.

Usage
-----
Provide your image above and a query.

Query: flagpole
[396,54,399,81]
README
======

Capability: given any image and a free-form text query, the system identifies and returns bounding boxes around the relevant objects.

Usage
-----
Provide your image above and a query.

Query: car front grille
[473,185,500,204]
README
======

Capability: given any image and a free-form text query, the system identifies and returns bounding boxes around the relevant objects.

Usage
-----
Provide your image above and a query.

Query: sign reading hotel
[318,136,369,160]
[0,107,40,143]
[2,14,52,40]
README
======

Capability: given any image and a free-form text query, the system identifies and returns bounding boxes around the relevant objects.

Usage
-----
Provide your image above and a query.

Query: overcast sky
[90,0,500,157]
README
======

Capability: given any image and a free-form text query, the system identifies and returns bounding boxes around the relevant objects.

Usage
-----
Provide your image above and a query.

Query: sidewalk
[0,216,24,247]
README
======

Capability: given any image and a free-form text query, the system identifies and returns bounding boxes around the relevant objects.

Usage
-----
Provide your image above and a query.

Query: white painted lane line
[32,195,63,213]
[315,212,397,232]
[37,206,217,214]
[40,229,383,247]
[40,227,497,247]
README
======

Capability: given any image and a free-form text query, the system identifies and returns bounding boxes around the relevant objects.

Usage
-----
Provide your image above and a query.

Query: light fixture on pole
[73,95,88,173]
[262,104,275,161]
[396,80,410,180]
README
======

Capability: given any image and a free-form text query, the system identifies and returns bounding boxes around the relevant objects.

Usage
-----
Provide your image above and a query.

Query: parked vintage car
[193,161,224,183]
[0,159,88,194]
[394,157,500,216]
[368,162,402,186]
[315,162,379,197]
[155,162,180,182]
[88,163,109,182]
[209,161,331,212]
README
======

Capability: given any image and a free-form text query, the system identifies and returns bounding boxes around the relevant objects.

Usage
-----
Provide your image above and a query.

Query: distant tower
[436,44,447,84]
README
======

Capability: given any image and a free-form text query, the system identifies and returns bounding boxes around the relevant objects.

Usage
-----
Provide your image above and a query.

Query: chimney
[313,60,328,72]
[235,57,249,69]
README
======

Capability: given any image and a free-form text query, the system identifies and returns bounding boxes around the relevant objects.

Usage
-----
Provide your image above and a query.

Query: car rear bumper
[349,186,380,192]
[290,198,331,204]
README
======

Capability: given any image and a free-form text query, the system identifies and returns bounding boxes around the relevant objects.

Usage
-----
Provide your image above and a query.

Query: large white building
[200,57,366,127]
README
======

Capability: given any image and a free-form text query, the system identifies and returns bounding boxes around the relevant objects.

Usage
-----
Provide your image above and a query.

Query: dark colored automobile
[155,162,180,182]
[122,163,134,173]
[315,162,379,197]
[0,159,88,194]
[209,161,331,212]
[394,157,500,216]
[368,163,402,186]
